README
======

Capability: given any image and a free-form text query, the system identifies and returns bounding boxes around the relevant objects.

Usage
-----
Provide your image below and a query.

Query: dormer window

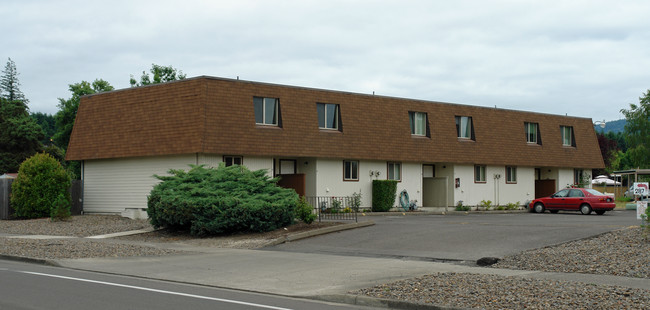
[409,111,428,136]
[254,97,280,126]
[561,126,575,147]
[525,122,541,145]
[455,116,474,140]
[317,103,341,131]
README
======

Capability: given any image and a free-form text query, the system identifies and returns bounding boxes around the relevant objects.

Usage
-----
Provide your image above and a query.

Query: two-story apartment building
[65,76,604,215]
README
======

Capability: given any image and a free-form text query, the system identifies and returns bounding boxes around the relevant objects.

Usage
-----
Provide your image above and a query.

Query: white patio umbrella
[591,175,621,185]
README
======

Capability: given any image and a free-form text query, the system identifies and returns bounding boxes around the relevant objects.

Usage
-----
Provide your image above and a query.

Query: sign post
[633,182,649,221]
[632,182,649,197]
[638,201,648,220]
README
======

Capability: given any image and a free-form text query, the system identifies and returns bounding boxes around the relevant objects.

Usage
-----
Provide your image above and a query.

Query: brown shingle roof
[66,76,605,169]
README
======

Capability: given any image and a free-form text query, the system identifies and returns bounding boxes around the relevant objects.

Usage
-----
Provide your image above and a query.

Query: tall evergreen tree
[1,58,27,103]
[30,112,56,145]
[0,98,44,173]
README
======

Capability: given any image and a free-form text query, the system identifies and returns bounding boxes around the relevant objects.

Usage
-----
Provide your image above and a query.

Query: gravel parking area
[353,227,650,310]
[0,215,152,237]
[355,272,650,309]
[0,238,181,259]
[3,215,649,309]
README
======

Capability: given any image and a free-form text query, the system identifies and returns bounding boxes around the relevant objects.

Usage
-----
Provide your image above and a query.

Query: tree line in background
[2,56,648,179]
[596,90,650,176]
[0,58,185,177]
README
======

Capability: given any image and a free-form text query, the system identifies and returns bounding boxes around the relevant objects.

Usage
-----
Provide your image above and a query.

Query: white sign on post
[632,182,649,196]
[637,201,648,220]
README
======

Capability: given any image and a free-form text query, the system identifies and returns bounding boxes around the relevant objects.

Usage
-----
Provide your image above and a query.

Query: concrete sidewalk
[3,218,649,309]
[50,242,650,302]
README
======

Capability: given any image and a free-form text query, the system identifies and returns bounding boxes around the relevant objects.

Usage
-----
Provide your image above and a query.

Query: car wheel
[595,210,606,215]
[533,203,545,213]
[550,210,559,214]
[580,204,592,215]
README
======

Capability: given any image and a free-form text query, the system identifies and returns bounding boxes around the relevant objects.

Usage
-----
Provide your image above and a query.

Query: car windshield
[585,189,605,196]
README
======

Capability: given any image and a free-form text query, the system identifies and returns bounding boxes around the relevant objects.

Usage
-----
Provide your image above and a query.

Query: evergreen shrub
[147,164,299,236]
[295,196,316,224]
[11,152,71,219]
[372,180,397,212]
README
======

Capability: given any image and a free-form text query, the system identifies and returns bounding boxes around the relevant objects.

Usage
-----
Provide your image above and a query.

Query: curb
[0,254,60,267]
[264,221,375,247]
[311,294,467,310]
[359,210,528,216]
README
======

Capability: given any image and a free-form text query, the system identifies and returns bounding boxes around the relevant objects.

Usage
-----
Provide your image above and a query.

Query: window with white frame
[343,160,358,181]
[525,122,541,144]
[455,116,474,139]
[254,97,279,126]
[409,111,427,136]
[561,126,575,147]
[388,162,401,181]
[317,103,340,130]
[223,156,243,167]
[506,166,517,183]
[475,165,486,183]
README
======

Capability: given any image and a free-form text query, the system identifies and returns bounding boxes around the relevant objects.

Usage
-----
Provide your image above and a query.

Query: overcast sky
[2,0,649,123]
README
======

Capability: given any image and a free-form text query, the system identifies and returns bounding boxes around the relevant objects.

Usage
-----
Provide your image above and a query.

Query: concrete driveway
[265,210,640,262]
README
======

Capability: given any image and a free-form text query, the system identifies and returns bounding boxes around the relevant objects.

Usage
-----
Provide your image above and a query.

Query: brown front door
[535,179,556,198]
[277,173,306,196]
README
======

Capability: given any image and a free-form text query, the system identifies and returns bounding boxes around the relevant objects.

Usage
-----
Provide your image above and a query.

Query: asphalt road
[0,260,375,310]
[266,210,640,262]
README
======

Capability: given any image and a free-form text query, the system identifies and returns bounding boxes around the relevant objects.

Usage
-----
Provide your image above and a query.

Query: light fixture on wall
[369,170,374,177]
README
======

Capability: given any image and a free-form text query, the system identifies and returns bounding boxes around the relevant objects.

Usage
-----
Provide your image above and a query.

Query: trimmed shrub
[295,196,316,224]
[11,152,71,219]
[147,164,298,236]
[372,180,397,212]
[51,192,71,220]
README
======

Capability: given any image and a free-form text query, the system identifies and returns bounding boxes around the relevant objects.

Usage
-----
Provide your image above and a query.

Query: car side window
[554,189,569,197]
[568,189,584,197]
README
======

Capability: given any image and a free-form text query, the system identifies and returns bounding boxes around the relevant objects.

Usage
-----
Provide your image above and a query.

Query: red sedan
[529,188,615,215]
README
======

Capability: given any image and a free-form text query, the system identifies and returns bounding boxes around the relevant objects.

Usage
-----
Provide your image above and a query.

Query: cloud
[1,0,649,122]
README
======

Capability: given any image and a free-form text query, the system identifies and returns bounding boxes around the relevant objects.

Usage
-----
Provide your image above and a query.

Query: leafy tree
[54,79,114,150]
[130,64,186,87]
[54,79,113,179]
[619,90,650,169]
[30,112,56,145]
[0,97,44,173]
[0,58,27,102]
[10,152,71,219]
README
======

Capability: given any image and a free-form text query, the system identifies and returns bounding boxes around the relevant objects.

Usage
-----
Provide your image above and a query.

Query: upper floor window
[317,103,340,130]
[254,97,280,126]
[409,111,428,136]
[525,122,541,144]
[343,160,359,181]
[475,165,486,183]
[224,156,243,167]
[387,162,401,181]
[506,166,517,183]
[455,116,474,140]
[561,126,575,147]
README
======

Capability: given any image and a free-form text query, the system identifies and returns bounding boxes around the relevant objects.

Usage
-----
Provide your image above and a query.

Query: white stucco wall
[453,164,535,207]
[312,159,423,209]
[557,168,575,190]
